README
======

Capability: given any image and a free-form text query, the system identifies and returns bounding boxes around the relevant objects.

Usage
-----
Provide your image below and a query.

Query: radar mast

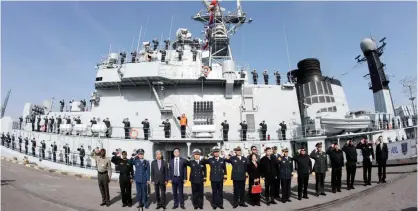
[193,0,252,66]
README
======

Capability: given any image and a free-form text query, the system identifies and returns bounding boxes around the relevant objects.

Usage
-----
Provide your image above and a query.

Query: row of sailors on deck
[20,113,289,141]
[249,69,282,85]
[91,136,389,209]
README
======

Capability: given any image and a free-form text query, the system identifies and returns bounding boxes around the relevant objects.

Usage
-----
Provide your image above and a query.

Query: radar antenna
[400,76,417,116]
[193,0,252,66]
[1,89,11,118]
[353,36,387,68]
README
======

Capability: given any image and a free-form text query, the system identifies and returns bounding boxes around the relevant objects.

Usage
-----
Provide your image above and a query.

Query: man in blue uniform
[225,146,248,208]
[187,149,207,210]
[202,146,227,210]
[132,149,150,208]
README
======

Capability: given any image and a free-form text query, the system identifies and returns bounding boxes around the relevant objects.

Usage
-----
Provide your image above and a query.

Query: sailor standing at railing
[90,117,97,126]
[51,141,57,162]
[279,121,287,140]
[19,116,23,130]
[18,135,22,152]
[24,137,29,154]
[5,132,10,148]
[161,119,171,138]
[221,120,229,141]
[274,70,281,85]
[77,145,86,167]
[123,118,131,139]
[56,115,62,134]
[63,143,71,165]
[239,120,248,141]
[59,99,65,112]
[131,51,137,63]
[35,115,40,131]
[40,140,46,159]
[141,119,150,140]
[251,69,258,84]
[49,116,55,133]
[120,52,127,64]
[31,137,37,156]
[103,118,111,138]
[43,116,49,132]
[177,114,188,138]
[263,70,269,85]
[259,120,267,141]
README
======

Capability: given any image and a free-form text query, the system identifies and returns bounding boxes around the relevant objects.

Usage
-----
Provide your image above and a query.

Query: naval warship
[1,0,417,166]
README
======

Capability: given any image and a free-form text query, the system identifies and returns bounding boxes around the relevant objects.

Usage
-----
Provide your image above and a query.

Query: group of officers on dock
[90,135,389,209]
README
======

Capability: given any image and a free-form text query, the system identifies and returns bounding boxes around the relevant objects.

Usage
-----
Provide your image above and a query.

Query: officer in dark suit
[293,146,312,200]
[141,119,150,140]
[310,142,328,196]
[168,148,187,209]
[375,136,388,183]
[278,148,293,203]
[51,142,57,162]
[221,120,229,141]
[342,139,357,190]
[112,151,134,207]
[239,121,248,141]
[259,121,267,141]
[225,146,248,208]
[162,119,171,138]
[202,146,227,209]
[187,149,207,210]
[356,136,374,186]
[132,149,151,208]
[327,143,344,193]
[259,147,278,205]
[151,150,169,209]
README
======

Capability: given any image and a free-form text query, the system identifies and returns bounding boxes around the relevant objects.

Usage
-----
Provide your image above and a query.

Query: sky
[1,1,417,119]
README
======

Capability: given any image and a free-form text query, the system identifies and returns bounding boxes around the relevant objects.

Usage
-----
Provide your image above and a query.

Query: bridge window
[319,96,326,103]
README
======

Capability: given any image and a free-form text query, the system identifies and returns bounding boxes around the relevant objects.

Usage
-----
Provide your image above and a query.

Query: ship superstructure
[1,0,416,163]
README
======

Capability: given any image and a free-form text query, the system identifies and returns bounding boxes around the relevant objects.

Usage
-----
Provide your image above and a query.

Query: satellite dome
[360,38,377,53]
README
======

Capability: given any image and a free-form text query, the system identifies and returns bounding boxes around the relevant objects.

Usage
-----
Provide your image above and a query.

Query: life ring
[130,129,138,139]
[202,66,211,77]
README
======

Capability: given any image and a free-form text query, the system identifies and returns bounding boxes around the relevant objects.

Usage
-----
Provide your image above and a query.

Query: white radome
[360,38,377,53]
